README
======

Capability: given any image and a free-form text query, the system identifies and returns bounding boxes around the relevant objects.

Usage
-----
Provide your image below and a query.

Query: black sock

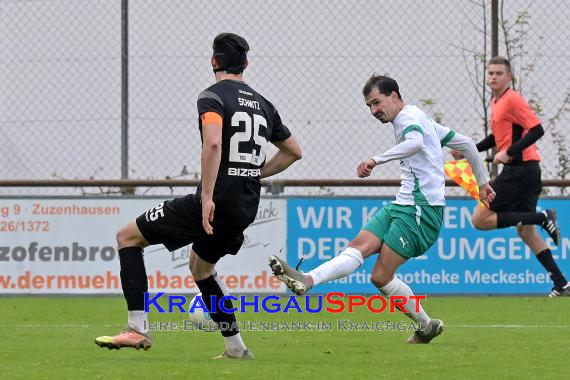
[536,249,568,289]
[195,275,239,337]
[119,247,148,310]
[497,212,545,228]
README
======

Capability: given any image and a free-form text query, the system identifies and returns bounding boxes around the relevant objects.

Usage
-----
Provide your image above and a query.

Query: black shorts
[135,194,246,264]
[489,161,542,213]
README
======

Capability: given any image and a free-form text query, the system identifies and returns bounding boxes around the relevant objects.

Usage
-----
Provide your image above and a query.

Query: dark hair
[488,56,512,73]
[362,74,402,99]
[212,33,250,74]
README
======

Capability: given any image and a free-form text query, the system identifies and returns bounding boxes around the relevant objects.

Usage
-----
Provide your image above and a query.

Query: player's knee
[116,228,128,246]
[471,214,489,230]
[517,225,535,239]
[189,261,197,277]
[370,271,392,288]
[116,224,142,248]
[471,214,481,229]
[189,263,210,281]
[188,259,199,276]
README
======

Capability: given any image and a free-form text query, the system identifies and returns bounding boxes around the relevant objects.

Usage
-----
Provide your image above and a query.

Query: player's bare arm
[260,136,302,179]
[200,113,223,235]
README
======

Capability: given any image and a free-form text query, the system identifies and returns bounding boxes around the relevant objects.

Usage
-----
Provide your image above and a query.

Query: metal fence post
[121,0,129,180]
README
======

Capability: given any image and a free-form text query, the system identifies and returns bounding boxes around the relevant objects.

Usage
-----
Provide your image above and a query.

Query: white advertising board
[0,198,286,294]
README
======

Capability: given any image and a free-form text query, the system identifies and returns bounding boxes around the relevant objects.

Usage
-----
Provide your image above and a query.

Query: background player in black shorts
[95,33,302,357]
[453,56,569,297]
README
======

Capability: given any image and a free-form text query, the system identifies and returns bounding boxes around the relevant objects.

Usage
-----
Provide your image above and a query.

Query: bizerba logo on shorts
[144,292,427,314]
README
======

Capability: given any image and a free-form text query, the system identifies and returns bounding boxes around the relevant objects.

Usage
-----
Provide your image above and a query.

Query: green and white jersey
[378,105,455,206]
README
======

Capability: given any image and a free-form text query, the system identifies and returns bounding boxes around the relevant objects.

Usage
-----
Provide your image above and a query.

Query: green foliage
[500,3,570,190]
[462,1,570,188]
[420,98,444,124]
[546,91,570,193]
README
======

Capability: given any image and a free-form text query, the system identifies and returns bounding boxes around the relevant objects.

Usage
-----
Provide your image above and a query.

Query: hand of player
[478,182,496,208]
[493,150,512,164]
[451,150,464,160]
[357,159,376,178]
[201,198,215,235]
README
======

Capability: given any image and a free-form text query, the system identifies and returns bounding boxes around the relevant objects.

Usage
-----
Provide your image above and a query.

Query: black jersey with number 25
[196,79,291,228]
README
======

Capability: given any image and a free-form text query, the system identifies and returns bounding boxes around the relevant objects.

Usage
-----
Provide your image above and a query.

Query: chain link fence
[1,0,569,196]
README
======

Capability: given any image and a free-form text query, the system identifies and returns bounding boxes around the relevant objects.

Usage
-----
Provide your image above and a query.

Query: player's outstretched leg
[269,246,365,295]
[268,255,310,295]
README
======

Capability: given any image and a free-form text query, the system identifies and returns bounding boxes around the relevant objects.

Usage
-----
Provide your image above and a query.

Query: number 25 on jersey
[229,111,268,166]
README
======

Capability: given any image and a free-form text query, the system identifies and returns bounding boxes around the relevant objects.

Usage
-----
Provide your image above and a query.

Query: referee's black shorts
[489,161,542,213]
[135,194,247,264]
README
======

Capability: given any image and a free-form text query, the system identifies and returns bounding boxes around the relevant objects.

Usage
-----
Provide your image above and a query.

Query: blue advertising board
[287,198,570,294]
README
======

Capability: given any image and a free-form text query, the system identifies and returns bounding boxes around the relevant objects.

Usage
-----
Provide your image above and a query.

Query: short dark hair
[362,74,402,99]
[212,33,250,74]
[488,56,512,73]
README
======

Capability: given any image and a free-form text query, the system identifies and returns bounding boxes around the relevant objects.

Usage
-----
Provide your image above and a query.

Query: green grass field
[1,296,568,379]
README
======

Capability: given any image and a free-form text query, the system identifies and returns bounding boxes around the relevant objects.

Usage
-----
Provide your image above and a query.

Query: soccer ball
[188,293,218,332]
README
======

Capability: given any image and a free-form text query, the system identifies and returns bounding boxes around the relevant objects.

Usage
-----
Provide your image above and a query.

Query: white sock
[378,277,430,326]
[128,310,149,334]
[308,247,364,286]
[225,333,247,355]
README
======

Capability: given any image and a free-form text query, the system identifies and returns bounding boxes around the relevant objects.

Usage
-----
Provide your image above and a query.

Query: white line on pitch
[1,324,122,328]
[451,324,570,328]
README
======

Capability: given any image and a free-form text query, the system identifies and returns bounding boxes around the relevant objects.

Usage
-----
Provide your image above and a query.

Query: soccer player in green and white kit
[270,75,496,344]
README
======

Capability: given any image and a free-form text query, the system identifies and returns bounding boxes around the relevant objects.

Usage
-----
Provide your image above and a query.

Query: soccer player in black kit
[95,33,302,359]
